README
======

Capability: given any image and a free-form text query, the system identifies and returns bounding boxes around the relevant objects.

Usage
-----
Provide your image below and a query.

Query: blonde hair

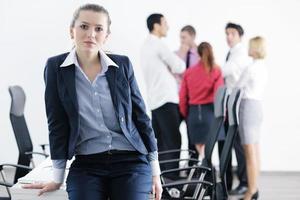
[249,36,266,59]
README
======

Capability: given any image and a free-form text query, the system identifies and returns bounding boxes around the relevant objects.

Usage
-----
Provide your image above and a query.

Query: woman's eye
[80,24,88,30]
[95,27,103,32]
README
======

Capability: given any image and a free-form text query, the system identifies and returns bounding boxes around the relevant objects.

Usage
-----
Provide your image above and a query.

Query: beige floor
[229,172,300,200]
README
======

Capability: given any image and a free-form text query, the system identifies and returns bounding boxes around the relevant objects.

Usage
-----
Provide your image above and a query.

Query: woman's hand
[22,181,62,196]
[152,175,162,200]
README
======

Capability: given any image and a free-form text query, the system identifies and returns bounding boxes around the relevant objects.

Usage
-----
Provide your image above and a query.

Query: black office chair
[0,163,32,200]
[159,149,199,178]
[161,88,243,200]
[8,85,48,183]
[159,149,200,193]
[0,181,12,200]
[160,86,228,199]
[215,88,243,200]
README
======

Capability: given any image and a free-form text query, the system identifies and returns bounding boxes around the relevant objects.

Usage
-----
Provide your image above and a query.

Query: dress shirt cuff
[147,151,158,161]
[52,168,65,184]
[52,159,67,184]
[147,151,161,176]
[150,160,161,176]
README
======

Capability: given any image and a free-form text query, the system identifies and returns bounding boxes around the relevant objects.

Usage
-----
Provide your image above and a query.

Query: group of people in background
[141,13,267,200]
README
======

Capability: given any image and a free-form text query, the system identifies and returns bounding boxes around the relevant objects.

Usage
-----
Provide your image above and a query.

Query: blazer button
[121,117,125,122]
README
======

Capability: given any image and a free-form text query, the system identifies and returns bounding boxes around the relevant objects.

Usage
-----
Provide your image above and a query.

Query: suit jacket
[44,52,157,160]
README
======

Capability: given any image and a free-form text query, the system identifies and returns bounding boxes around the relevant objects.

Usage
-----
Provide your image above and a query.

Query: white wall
[1,0,299,171]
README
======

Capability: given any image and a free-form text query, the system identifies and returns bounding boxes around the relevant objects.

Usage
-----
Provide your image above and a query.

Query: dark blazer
[44,52,157,160]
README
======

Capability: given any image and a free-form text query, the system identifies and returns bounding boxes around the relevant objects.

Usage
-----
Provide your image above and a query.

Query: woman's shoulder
[212,64,222,72]
[48,52,69,62]
[186,62,201,73]
[248,60,267,75]
[106,53,130,64]
[46,52,70,67]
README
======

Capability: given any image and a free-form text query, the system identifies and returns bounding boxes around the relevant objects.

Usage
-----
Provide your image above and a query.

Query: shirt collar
[60,48,119,69]
[149,33,160,40]
[190,47,198,54]
[230,42,242,53]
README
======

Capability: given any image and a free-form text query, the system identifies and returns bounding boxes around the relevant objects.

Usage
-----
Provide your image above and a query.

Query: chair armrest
[0,181,13,187]
[0,163,32,171]
[25,151,49,158]
[162,179,213,188]
[161,166,211,176]
[158,149,196,155]
[159,158,199,164]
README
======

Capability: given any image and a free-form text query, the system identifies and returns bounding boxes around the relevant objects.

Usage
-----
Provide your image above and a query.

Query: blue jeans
[66,151,152,200]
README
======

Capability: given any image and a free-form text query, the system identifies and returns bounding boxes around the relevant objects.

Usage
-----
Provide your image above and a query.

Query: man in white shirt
[221,22,251,195]
[141,13,185,175]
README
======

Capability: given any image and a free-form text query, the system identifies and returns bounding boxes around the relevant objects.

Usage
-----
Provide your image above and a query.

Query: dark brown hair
[197,42,215,72]
[225,22,244,37]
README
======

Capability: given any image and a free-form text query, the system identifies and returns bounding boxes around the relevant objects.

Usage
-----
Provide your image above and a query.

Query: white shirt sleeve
[158,42,185,74]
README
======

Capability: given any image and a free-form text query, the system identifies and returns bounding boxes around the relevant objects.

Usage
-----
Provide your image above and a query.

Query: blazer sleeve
[124,57,158,153]
[44,58,70,159]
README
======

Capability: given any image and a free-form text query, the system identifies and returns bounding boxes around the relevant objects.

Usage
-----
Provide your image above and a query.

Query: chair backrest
[227,88,242,127]
[9,86,33,154]
[204,86,228,164]
[214,86,229,118]
[219,88,243,195]
[8,86,33,183]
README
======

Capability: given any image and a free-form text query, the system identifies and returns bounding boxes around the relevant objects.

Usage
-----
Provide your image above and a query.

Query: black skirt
[187,103,224,144]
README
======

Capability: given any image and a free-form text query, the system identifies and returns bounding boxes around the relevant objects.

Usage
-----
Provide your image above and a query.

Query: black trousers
[233,132,248,187]
[186,121,199,166]
[152,103,182,173]
[218,119,248,190]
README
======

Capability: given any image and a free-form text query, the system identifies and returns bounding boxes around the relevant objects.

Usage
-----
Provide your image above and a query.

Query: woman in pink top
[179,42,224,160]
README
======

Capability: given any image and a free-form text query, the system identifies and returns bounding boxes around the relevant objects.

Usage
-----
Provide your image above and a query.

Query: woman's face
[70,10,109,54]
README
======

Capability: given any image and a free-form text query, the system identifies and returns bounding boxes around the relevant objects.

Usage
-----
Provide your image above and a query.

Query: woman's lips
[84,41,96,45]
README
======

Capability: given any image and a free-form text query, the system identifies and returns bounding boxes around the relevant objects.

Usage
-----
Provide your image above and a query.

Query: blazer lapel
[60,65,78,110]
[105,66,118,110]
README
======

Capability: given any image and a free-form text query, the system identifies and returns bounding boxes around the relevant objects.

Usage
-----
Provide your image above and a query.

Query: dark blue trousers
[66,151,152,200]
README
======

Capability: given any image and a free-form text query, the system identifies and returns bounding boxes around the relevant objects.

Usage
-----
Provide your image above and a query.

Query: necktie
[186,50,191,68]
[225,51,231,62]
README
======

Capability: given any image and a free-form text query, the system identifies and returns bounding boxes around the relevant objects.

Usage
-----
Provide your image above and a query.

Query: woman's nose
[87,28,96,38]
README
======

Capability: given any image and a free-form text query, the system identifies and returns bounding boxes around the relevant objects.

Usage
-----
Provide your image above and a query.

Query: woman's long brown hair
[197,42,215,72]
